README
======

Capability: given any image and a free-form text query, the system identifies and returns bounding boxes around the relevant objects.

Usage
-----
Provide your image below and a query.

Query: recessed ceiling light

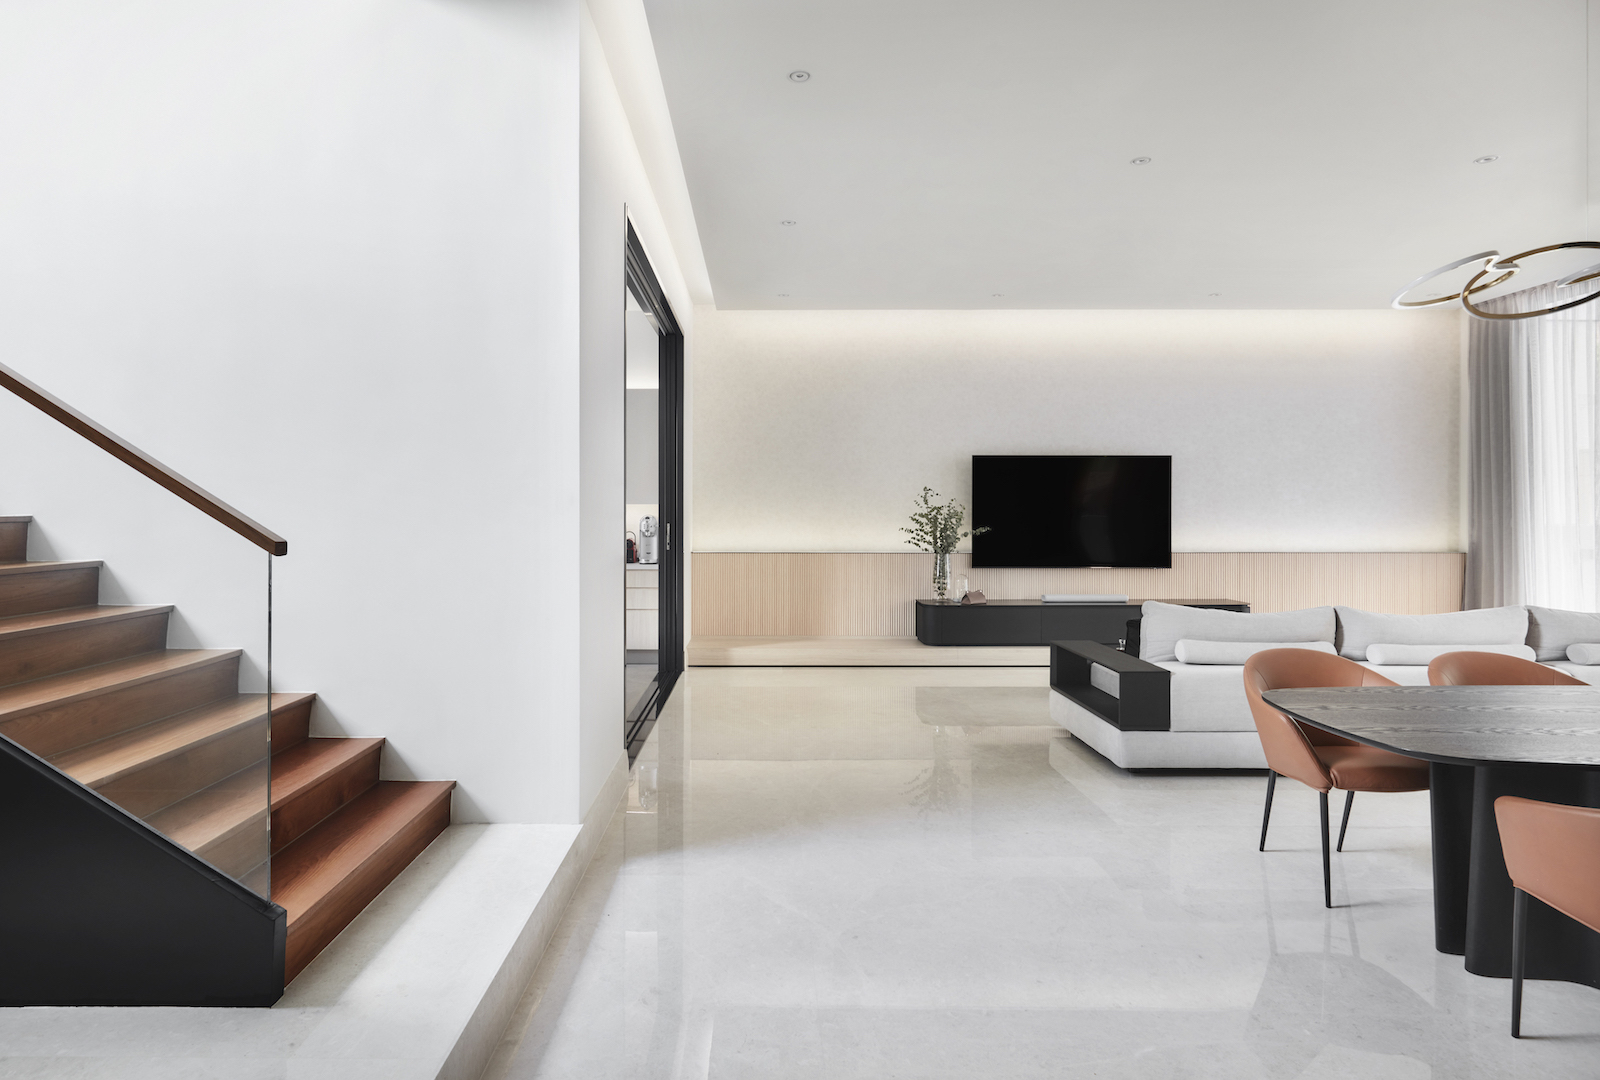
[1474,155,1499,164]
[780,220,796,226]
[1208,292,1221,297]
[992,293,1003,297]
[777,293,789,297]
[1130,156,1152,165]
[789,71,810,82]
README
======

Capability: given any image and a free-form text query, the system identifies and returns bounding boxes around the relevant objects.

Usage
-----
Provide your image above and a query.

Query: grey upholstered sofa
[1049,602,1600,770]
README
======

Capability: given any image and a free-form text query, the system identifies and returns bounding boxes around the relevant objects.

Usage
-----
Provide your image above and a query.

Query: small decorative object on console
[900,486,988,600]
[639,515,659,564]
[961,590,987,606]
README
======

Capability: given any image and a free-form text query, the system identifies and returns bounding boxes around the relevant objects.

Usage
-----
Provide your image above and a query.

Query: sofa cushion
[1359,664,1433,685]
[1155,662,1257,732]
[1335,605,1528,660]
[1569,643,1600,666]
[1529,607,1600,661]
[1365,642,1535,665]
[1174,639,1335,665]
[1139,601,1335,663]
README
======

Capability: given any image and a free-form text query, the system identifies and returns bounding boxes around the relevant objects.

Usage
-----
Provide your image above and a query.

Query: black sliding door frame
[623,220,684,757]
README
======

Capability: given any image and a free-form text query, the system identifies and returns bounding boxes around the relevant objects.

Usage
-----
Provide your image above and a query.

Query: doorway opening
[623,222,684,760]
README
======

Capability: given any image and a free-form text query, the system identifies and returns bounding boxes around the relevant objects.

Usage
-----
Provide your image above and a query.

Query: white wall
[0,0,584,823]
[693,308,1462,553]
[579,2,694,815]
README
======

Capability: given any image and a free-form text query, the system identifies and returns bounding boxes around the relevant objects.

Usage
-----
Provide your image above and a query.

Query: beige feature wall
[692,552,1466,638]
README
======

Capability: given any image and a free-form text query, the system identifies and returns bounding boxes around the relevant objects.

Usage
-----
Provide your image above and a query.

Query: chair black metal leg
[1336,790,1354,852]
[1512,888,1527,1038]
[1320,790,1332,908]
[1259,771,1277,852]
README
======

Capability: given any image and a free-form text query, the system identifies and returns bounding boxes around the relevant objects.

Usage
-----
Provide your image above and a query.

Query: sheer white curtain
[1466,281,1600,609]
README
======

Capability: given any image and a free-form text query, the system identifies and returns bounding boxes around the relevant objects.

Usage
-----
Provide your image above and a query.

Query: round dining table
[1262,684,1600,988]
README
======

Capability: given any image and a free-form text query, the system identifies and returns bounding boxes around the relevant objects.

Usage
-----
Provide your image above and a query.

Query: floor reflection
[486,667,1600,1080]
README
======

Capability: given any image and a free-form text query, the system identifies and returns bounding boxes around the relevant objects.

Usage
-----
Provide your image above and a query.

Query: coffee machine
[639,515,659,564]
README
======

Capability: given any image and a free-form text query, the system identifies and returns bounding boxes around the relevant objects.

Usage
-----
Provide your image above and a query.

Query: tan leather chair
[1429,650,1588,687]
[1494,796,1600,1037]
[1243,648,1430,907]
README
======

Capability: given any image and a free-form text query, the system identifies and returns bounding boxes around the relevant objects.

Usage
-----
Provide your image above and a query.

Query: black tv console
[914,598,1249,648]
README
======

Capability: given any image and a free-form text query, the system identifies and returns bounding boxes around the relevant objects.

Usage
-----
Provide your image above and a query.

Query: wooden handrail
[0,362,287,556]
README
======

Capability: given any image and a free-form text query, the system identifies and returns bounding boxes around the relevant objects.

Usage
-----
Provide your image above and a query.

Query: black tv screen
[970,455,1171,568]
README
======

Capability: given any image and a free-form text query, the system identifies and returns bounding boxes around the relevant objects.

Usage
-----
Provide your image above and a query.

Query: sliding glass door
[623,222,684,758]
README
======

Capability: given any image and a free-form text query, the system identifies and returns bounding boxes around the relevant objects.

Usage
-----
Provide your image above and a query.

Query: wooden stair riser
[279,782,454,982]
[271,696,313,751]
[0,653,240,758]
[0,610,169,688]
[0,518,28,562]
[89,721,269,819]
[271,739,382,854]
[0,565,99,619]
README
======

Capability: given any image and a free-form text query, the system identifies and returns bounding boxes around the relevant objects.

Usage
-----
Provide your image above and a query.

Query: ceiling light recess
[780,220,796,226]
[1130,156,1152,165]
[789,70,810,82]
[1473,155,1499,164]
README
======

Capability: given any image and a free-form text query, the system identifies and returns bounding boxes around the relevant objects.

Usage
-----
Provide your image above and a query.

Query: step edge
[270,737,385,811]
[0,604,174,640]
[57,690,319,784]
[54,698,274,787]
[0,649,244,720]
[149,780,271,854]
[0,559,101,575]
[275,782,455,919]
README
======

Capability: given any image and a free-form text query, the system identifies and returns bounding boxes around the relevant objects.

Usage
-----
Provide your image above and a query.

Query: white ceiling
[643,0,1595,309]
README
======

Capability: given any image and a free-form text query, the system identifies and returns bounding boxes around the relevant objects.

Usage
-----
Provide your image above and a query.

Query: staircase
[0,515,453,988]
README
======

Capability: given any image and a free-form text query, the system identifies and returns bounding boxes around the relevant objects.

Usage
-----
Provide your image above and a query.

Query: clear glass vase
[932,552,951,600]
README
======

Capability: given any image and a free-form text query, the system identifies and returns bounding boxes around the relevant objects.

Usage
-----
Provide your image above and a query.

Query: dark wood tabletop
[1262,685,1600,768]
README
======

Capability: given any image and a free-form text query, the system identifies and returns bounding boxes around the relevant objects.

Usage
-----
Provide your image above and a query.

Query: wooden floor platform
[687,635,1049,667]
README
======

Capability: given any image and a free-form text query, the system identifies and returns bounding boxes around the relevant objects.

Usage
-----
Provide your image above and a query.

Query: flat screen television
[970,455,1171,568]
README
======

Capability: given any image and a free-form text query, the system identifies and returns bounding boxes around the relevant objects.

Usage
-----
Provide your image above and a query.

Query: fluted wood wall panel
[691,552,1466,638]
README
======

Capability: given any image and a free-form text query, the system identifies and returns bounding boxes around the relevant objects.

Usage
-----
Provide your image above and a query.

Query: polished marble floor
[486,666,1600,1080]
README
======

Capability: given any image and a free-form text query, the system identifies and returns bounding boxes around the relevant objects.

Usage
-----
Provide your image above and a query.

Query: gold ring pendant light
[1394,245,1600,321]
[1393,2,1600,320]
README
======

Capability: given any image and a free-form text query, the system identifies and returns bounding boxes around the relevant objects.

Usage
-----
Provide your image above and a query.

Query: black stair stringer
[0,732,285,1006]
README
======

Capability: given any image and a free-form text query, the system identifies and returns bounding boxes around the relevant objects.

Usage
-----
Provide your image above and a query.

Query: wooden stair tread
[0,648,241,721]
[0,604,171,640]
[0,559,101,577]
[273,781,455,925]
[270,737,383,810]
[53,691,314,788]
[145,764,268,857]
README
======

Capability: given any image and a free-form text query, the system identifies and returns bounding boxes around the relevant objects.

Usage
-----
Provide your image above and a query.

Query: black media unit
[914,598,1249,648]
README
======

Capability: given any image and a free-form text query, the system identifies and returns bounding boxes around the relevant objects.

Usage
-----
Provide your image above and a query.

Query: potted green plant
[901,487,988,601]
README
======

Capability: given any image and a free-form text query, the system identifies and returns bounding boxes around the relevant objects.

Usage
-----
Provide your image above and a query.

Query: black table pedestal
[1429,760,1600,987]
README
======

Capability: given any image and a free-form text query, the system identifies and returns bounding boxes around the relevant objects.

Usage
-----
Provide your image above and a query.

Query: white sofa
[1048,601,1600,770]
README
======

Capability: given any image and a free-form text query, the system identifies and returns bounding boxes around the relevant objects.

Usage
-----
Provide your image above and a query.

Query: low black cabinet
[915,598,1248,647]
